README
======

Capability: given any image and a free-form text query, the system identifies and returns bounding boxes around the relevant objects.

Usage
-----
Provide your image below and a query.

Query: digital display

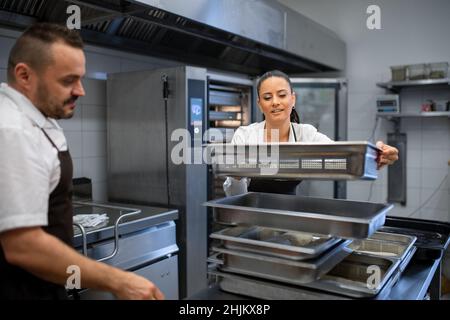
[190,98,203,126]
[377,100,396,107]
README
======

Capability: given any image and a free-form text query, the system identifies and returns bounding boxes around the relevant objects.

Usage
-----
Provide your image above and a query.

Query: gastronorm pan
[206,192,392,239]
[207,141,379,180]
[210,226,341,260]
[211,239,352,284]
[302,253,400,298]
[209,269,348,300]
[350,232,417,261]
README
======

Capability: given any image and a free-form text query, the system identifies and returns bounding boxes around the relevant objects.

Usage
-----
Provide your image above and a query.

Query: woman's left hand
[376,141,399,169]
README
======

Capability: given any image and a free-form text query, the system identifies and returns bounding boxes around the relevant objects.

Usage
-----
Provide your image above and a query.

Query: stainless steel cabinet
[135,255,179,300]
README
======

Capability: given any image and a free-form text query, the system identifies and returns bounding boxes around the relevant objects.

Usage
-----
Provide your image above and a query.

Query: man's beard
[36,83,77,119]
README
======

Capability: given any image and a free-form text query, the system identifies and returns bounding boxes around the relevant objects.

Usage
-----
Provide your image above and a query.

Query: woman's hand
[376,141,399,169]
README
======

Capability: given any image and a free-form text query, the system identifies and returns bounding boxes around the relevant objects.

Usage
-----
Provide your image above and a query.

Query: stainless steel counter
[72,201,178,248]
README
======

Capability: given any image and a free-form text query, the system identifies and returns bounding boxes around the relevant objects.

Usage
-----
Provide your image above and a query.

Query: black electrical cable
[407,173,449,218]
[366,116,380,201]
[162,74,171,207]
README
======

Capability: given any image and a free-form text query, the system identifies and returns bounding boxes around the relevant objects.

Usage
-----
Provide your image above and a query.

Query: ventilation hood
[0,0,345,75]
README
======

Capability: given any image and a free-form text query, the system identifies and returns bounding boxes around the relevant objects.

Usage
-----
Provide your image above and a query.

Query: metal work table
[70,201,180,299]
[72,201,178,248]
[188,256,442,300]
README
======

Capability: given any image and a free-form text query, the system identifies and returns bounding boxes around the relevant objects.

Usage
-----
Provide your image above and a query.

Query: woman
[223,70,398,196]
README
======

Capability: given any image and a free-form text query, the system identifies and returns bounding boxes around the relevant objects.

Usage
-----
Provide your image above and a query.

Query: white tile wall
[82,131,107,158]
[82,156,108,183]
[0,36,14,68]
[81,105,106,132]
[64,131,83,159]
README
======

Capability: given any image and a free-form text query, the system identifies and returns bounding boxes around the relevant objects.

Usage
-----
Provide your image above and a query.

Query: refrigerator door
[290,78,348,199]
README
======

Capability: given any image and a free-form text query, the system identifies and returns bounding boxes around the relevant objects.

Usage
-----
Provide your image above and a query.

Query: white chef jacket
[0,83,68,233]
[230,120,333,144]
[223,120,333,196]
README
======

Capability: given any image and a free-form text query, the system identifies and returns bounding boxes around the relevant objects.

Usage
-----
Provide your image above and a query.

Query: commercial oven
[106,66,253,298]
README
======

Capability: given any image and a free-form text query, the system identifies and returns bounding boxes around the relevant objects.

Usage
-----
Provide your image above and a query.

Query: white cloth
[73,214,109,228]
[223,121,333,196]
[0,83,68,234]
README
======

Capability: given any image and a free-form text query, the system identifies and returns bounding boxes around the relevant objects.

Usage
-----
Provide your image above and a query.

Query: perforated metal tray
[206,192,392,239]
[207,141,379,180]
[210,226,341,260]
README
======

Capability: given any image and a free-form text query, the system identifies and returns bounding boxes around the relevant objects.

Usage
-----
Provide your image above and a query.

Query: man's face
[32,42,86,119]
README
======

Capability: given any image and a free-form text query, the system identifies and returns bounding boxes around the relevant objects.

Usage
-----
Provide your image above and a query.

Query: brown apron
[0,129,74,299]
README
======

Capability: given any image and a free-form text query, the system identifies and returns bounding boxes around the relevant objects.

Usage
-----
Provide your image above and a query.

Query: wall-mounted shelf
[377,111,450,119]
[377,78,450,91]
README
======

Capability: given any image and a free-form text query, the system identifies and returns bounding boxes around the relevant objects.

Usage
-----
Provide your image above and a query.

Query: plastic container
[428,62,448,79]
[434,100,449,112]
[390,65,407,81]
[408,63,428,80]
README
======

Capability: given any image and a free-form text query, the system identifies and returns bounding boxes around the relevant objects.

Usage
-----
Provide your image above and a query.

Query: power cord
[407,173,448,218]
[366,116,380,201]
[162,74,171,207]
[367,116,380,143]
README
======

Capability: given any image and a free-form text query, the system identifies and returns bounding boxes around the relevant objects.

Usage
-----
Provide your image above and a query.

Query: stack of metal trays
[207,141,379,180]
[206,192,392,239]
[209,231,417,299]
[209,226,352,284]
[302,232,417,298]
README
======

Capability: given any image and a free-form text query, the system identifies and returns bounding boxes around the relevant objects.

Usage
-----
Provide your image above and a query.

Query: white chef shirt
[223,120,333,196]
[230,120,333,144]
[0,83,68,234]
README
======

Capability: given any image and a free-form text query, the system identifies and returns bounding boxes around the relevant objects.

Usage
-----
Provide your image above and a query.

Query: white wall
[0,27,180,202]
[280,0,450,222]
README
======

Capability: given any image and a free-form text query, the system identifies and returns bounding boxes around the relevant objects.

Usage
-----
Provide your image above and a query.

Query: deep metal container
[206,192,392,239]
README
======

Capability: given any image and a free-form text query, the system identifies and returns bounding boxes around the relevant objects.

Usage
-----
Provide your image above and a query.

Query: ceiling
[0,0,335,75]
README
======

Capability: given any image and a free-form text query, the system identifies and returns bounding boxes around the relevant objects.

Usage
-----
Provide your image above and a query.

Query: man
[0,23,164,300]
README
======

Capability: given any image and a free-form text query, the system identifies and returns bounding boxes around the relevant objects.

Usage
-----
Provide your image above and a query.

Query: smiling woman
[223,70,399,196]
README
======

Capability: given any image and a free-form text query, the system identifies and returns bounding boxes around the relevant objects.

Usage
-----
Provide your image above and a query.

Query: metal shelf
[377,78,450,91]
[377,111,450,119]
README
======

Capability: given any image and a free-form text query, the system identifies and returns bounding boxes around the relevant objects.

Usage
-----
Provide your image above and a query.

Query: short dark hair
[7,22,84,83]
[256,70,300,124]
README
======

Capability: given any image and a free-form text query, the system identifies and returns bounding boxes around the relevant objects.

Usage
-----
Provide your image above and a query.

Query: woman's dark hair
[256,70,300,124]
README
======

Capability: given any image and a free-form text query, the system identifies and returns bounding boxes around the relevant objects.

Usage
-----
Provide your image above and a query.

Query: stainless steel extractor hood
[0,0,345,75]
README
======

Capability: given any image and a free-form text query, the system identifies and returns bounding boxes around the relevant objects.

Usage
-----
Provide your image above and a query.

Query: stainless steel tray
[207,141,379,180]
[206,192,392,239]
[349,232,417,260]
[210,226,341,260]
[302,253,400,298]
[212,239,352,284]
[209,269,349,300]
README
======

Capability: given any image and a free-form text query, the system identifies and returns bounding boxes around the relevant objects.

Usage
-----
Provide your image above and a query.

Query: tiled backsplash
[58,78,108,201]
